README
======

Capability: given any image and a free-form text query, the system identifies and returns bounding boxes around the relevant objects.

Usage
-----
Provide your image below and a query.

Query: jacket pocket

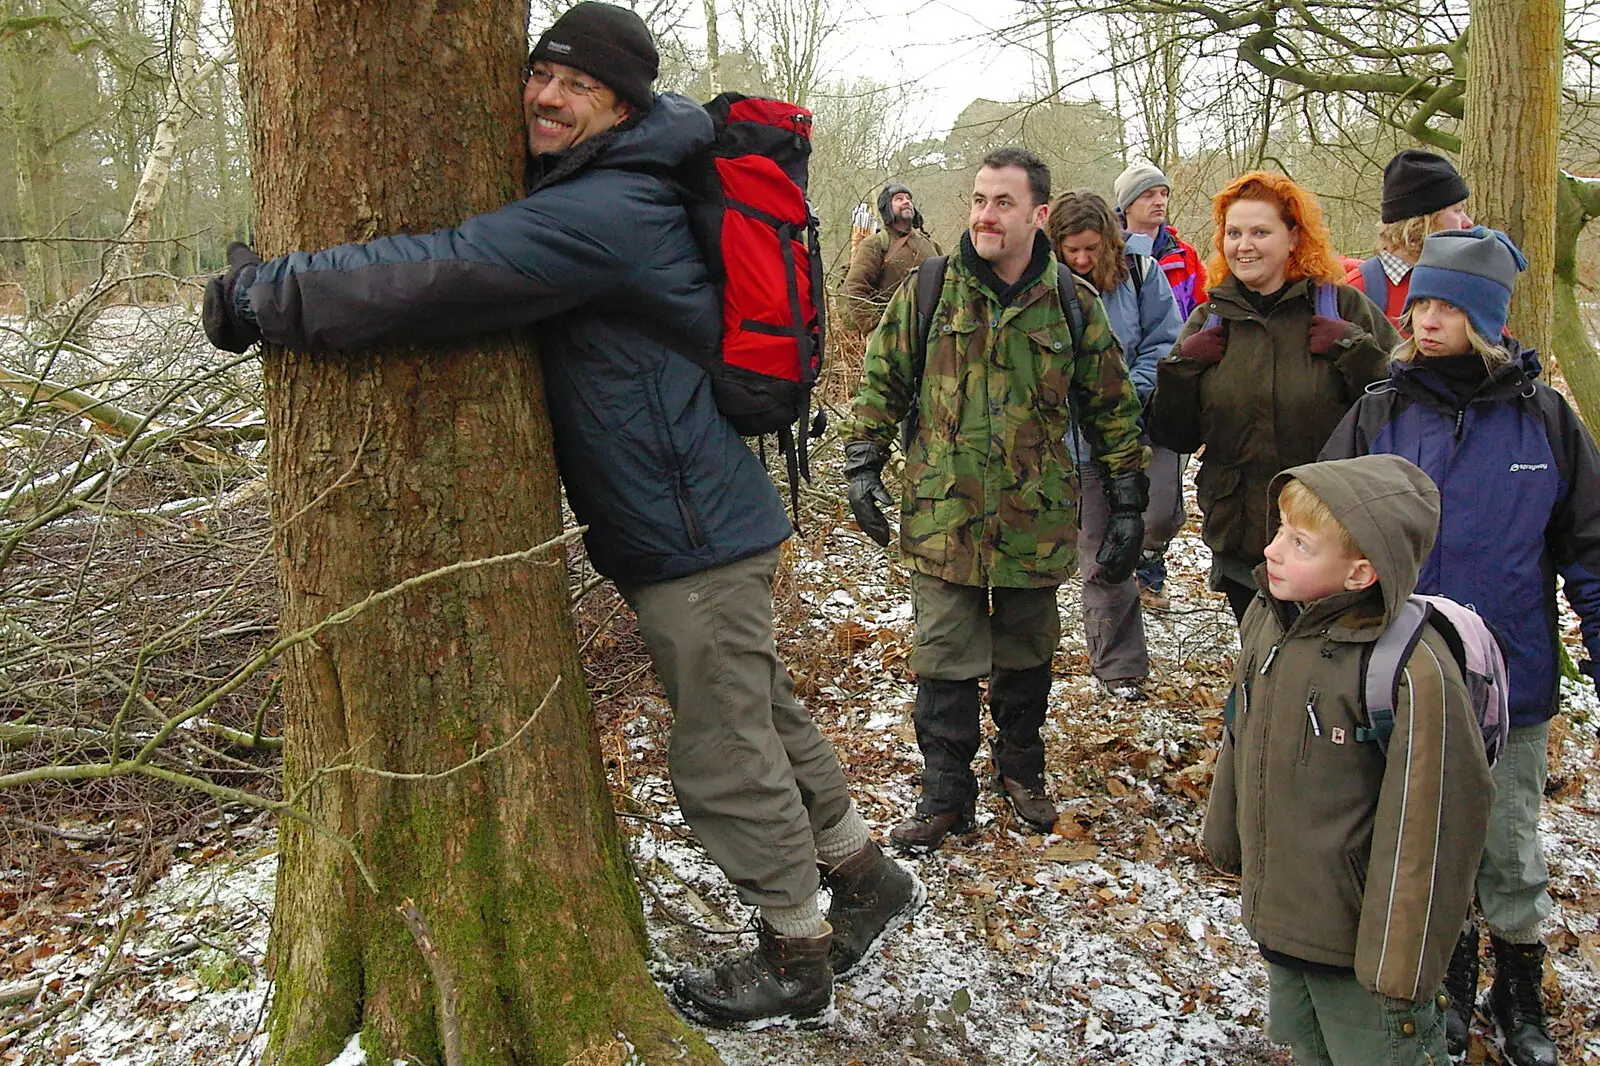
[1297,687,1320,766]
[902,467,958,565]
[1195,461,1246,556]
[1345,847,1368,897]
[675,479,707,549]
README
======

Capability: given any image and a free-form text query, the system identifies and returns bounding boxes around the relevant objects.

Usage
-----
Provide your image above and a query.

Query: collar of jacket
[960,229,1053,307]
[1250,565,1388,642]
[1388,337,1541,413]
[1204,274,1320,321]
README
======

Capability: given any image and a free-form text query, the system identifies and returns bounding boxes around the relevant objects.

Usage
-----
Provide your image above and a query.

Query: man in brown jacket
[1204,454,1493,1064]
[843,182,941,331]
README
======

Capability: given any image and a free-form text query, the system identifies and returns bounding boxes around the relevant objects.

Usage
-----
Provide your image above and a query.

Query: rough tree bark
[1554,172,1600,429]
[1460,0,1562,358]
[229,2,720,1064]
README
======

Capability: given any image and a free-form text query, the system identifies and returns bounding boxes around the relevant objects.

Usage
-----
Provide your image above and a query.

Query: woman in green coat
[1146,171,1400,621]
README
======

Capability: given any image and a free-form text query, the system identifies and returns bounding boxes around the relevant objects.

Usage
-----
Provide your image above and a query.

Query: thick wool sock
[814,803,870,867]
[1490,919,1544,945]
[763,895,825,940]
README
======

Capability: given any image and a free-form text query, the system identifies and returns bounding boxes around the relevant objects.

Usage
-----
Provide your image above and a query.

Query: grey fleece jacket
[1203,454,1494,1001]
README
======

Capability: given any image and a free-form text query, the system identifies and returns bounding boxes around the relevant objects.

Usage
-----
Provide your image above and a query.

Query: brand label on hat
[548,40,571,54]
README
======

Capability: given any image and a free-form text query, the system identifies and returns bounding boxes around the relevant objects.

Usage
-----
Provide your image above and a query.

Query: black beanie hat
[1381,149,1470,224]
[529,2,659,115]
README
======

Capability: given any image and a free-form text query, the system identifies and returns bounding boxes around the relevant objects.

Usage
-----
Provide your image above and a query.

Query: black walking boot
[821,839,925,976]
[670,921,833,1030]
[1443,921,1479,1056]
[1489,935,1558,1066]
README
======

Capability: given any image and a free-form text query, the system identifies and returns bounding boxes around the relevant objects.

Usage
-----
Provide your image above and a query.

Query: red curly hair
[1205,171,1344,288]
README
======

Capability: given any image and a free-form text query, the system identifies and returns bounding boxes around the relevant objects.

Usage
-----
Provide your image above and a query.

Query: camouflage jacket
[849,236,1148,588]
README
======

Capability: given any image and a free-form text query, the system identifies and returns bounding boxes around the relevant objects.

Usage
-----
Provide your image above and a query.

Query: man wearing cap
[1345,149,1473,327]
[1112,161,1204,612]
[843,182,941,331]
[1113,161,1206,319]
[200,0,918,1032]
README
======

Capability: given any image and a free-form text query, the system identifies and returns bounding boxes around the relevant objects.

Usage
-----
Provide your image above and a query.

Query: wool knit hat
[1113,162,1170,214]
[1381,150,1469,223]
[1405,226,1528,341]
[529,2,658,115]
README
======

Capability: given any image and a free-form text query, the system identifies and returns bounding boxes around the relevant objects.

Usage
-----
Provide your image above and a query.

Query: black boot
[1489,935,1558,1066]
[821,839,925,976]
[1443,921,1479,1055]
[670,921,833,1030]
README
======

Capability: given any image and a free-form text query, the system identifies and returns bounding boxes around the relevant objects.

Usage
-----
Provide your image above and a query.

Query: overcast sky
[678,0,1109,138]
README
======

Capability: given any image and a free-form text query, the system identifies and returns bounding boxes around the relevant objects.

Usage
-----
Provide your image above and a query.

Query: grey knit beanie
[1114,162,1170,214]
[1405,226,1528,341]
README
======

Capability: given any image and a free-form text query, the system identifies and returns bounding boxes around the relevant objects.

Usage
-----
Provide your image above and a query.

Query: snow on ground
[4,448,1600,1065]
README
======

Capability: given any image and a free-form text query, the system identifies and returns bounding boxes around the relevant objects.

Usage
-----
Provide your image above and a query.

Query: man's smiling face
[523,60,631,156]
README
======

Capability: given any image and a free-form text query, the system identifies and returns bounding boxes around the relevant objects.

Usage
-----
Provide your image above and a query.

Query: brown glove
[1307,315,1360,356]
[1179,324,1228,366]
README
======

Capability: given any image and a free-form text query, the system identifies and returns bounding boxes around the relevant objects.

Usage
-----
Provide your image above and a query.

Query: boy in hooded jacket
[1204,454,1493,1065]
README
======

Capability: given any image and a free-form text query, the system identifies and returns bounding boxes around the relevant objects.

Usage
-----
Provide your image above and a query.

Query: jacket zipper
[1298,687,1321,765]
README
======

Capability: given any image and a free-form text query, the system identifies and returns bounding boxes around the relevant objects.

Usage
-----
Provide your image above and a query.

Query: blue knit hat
[1405,226,1528,342]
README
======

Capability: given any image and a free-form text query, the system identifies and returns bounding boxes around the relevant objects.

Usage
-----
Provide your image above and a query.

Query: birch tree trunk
[229,1,720,1063]
[704,0,722,94]
[1462,0,1561,358]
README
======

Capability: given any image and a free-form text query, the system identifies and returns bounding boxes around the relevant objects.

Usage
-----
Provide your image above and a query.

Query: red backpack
[672,93,826,518]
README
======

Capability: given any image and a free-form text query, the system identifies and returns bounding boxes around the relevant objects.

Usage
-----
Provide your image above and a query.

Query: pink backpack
[1360,595,1511,768]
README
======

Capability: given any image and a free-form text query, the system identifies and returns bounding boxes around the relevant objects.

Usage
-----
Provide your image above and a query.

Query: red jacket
[1345,257,1410,328]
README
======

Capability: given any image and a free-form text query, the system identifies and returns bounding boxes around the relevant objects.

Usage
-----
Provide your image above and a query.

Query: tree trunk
[1553,172,1600,430]
[703,0,722,94]
[1461,0,1561,356]
[230,3,720,1064]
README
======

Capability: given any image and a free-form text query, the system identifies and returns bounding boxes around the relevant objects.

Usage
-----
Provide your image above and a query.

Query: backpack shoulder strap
[914,255,950,366]
[1127,253,1145,302]
[1314,281,1341,320]
[1059,272,1086,352]
[1358,597,1431,752]
[1359,256,1388,299]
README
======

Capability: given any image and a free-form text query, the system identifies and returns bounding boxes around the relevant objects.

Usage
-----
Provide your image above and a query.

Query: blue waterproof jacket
[236,94,791,585]
[1321,344,1600,725]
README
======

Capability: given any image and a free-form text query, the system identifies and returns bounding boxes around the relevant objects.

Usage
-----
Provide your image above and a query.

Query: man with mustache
[844,182,941,331]
[845,147,1149,848]
[201,0,919,1032]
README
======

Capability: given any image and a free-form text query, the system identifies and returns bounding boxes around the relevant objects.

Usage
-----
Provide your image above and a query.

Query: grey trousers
[1477,720,1554,939]
[908,571,1061,680]
[618,549,852,910]
[1266,966,1447,1066]
[1077,445,1184,681]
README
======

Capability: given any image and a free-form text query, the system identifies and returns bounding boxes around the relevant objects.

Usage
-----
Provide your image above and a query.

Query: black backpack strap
[904,255,949,452]
[1127,253,1145,302]
[1058,272,1085,351]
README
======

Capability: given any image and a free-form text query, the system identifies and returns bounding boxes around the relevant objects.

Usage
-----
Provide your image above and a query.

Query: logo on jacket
[1509,462,1549,472]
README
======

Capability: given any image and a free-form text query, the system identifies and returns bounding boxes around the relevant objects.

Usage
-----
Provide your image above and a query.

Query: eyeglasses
[525,66,605,99]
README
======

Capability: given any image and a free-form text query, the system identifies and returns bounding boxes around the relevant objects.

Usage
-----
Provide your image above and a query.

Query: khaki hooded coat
[1203,454,1493,1002]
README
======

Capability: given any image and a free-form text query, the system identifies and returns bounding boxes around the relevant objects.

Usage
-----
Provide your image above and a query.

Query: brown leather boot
[888,805,976,850]
[821,840,925,976]
[998,774,1059,831]
[670,921,833,1030]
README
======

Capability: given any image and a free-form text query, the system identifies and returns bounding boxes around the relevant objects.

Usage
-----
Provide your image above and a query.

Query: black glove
[1096,469,1149,585]
[843,440,895,547]
[202,241,264,353]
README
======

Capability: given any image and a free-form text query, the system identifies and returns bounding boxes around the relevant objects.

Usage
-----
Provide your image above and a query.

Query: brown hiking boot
[822,840,925,976]
[998,775,1059,832]
[888,806,975,851]
[669,921,833,1030]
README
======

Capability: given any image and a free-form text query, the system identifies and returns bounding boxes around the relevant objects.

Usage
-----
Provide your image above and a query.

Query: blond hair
[1391,303,1515,372]
[1278,479,1363,561]
[1375,205,1467,262]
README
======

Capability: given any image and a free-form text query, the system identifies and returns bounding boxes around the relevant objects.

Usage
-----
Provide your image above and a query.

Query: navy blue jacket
[236,94,791,584]
[1321,345,1600,726]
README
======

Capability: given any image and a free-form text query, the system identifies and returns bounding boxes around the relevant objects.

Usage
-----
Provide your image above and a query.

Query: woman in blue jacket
[1322,227,1600,1066]
[1047,190,1184,700]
